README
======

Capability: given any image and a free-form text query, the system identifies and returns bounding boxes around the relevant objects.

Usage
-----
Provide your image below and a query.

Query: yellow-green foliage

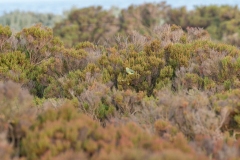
[53,6,118,47]
[165,43,192,69]
[100,39,171,96]
[0,25,12,39]
[0,24,97,97]
[16,24,53,63]
[0,25,12,52]
[0,51,32,83]
[75,41,95,50]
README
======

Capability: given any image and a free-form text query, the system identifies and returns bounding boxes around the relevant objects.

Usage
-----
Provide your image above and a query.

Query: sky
[0,0,239,15]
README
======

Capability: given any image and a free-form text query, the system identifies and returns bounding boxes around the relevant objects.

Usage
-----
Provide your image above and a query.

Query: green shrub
[53,6,118,47]
[167,5,240,46]
[0,25,12,52]
[0,51,32,83]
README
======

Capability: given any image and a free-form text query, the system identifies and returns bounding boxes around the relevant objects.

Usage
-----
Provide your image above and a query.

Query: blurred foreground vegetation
[1,1,240,160]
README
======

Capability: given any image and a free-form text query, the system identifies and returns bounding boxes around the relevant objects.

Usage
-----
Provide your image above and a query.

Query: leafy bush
[167,5,240,46]
[0,25,12,52]
[53,6,119,47]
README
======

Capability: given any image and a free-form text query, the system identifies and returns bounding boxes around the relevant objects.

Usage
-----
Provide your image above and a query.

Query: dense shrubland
[2,2,240,47]
[52,3,240,47]
[167,5,240,46]
[1,2,240,160]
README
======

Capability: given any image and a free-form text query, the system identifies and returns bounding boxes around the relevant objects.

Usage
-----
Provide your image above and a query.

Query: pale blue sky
[1,0,239,15]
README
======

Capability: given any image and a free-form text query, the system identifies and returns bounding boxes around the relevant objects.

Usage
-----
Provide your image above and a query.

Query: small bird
[126,67,135,75]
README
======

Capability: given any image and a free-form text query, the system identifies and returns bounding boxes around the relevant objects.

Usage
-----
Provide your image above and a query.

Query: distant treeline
[1,2,240,47]
[0,10,63,31]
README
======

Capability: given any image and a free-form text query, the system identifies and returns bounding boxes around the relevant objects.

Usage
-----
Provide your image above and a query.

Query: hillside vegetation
[1,2,240,160]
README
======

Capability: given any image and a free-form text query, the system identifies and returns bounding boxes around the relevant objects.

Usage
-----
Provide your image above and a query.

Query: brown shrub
[20,104,207,160]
